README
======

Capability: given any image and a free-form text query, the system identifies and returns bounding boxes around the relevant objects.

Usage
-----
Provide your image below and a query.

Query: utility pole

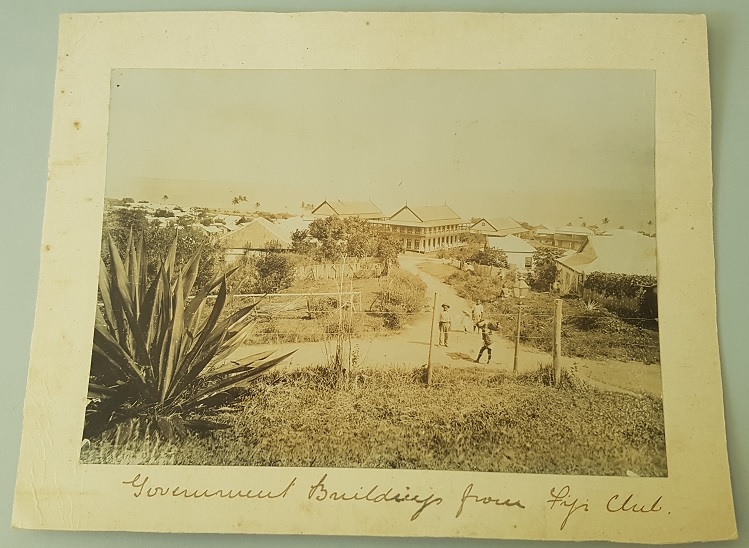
[426,293,437,386]
[553,299,563,385]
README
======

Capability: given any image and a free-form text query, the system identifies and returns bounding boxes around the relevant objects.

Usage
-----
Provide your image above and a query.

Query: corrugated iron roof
[557,232,656,276]
[486,234,537,253]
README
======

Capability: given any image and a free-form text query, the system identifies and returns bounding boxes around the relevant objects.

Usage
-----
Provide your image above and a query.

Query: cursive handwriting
[455,483,526,518]
[122,473,296,500]
[607,493,663,514]
[308,474,442,521]
[547,485,589,530]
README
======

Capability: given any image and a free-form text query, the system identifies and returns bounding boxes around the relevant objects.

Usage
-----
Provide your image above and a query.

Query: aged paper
[12,12,736,542]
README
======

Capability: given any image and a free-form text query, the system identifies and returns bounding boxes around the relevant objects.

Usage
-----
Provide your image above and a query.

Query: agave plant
[86,231,294,441]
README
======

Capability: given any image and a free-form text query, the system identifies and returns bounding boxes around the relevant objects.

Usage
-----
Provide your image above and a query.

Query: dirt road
[231,254,662,398]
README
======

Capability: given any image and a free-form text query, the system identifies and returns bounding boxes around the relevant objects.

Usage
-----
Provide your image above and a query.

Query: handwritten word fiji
[548,485,665,531]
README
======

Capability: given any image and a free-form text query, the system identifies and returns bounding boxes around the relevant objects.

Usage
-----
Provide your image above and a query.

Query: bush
[252,252,296,294]
[528,246,565,291]
[374,271,427,329]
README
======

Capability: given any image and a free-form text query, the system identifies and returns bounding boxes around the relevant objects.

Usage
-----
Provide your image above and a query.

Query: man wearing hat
[438,303,452,347]
[475,320,494,364]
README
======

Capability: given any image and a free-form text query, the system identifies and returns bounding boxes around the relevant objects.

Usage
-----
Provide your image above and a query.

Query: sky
[105,69,655,231]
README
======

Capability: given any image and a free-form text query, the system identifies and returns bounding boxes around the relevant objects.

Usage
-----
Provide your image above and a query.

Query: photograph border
[11,11,735,543]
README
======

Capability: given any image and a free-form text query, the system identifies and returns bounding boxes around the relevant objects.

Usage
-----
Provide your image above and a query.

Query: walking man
[475,320,494,364]
[438,303,452,347]
[471,299,484,331]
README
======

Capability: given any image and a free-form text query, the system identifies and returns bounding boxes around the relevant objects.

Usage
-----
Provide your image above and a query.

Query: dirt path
[231,254,662,398]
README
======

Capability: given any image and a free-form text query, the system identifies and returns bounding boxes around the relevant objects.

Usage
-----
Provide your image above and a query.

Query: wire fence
[219,291,660,366]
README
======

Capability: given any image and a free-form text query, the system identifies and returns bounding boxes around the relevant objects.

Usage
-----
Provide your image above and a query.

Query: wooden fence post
[426,293,438,386]
[512,304,522,373]
[553,298,563,386]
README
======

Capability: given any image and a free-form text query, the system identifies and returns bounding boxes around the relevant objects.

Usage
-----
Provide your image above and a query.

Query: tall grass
[83,364,667,477]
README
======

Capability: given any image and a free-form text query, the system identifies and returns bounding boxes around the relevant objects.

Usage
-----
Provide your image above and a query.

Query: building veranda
[370,204,468,253]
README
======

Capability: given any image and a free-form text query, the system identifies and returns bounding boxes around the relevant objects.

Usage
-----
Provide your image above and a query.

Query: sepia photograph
[82,68,665,476]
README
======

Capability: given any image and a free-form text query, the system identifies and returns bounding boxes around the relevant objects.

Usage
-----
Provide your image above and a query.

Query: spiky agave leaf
[87,233,294,440]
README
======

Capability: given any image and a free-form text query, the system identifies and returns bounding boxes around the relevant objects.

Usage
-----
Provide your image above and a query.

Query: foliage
[291,229,316,255]
[87,233,294,441]
[471,247,508,268]
[583,272,657,299]
[528,246,565,291]
[306,216,403,267]
[102,207,223,288]
[372,271,426,329]
[251,252,297,294]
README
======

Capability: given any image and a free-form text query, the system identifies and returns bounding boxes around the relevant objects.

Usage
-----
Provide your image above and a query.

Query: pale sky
[106,69,655,230]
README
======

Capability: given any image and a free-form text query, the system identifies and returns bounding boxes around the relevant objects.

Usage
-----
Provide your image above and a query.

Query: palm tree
[647,220,654,236]
[162,194,169,202]
[602,217,610,232]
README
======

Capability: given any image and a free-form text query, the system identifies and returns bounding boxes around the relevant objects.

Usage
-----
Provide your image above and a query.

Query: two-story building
[371,204,467,253]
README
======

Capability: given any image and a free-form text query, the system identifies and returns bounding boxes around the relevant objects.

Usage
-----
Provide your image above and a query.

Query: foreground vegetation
[82,365,667,477]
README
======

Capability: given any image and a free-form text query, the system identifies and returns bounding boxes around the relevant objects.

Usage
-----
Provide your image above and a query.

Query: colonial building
[556,231,656,295]
[221,217,292,262]
[310,199,385,220]
[486,234,537,272]
[532,224,593,250]
[469,217,526,237]
[371,204,467,253]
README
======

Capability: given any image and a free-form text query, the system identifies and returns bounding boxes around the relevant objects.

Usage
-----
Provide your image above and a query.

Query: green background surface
[1,2,746,547]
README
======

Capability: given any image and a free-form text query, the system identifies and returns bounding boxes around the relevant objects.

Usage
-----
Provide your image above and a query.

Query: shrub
[86,232,295,441]
[374,271,427,329]
[528,246,565,291]
[252,252,296,294]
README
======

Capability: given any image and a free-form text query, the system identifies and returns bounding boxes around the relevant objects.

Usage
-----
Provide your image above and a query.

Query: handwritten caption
[121,473,664,530]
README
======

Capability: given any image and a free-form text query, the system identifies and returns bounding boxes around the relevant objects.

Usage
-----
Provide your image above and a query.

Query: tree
[252,252,296,294]
[232,195,248,205]
[472,247,508,268]
[373,231,403,275]
[255,201,261,209]
[162,194,169,201]
[647,220,654,236]
[528,246,565,291]
[602,217,610,232]
[618,225,625,230]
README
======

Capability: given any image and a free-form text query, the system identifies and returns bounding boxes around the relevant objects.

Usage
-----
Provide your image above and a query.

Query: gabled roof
[486,234,537,253]
[389,204,462,223]
[220,217,292,249]
[470,217,525,236]
[556,225,594,236]
[311,200,383,218]
[557,232,656,276]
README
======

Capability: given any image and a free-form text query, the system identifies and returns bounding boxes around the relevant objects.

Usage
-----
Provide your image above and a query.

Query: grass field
[81,365,667,477]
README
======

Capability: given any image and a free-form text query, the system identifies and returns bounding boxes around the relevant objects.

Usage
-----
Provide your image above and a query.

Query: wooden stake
[513,303,522,373]
[426,292,437,386]
[553,298,563,386]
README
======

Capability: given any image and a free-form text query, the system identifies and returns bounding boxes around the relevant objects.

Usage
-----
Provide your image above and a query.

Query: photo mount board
[12,11,736,543]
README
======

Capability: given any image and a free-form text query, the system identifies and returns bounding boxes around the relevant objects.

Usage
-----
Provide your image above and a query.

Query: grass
[81,365,667,477]
[434,267,660,364]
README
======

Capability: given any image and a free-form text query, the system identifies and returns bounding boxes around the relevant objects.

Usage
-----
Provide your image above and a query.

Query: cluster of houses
[110,198,656,296]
